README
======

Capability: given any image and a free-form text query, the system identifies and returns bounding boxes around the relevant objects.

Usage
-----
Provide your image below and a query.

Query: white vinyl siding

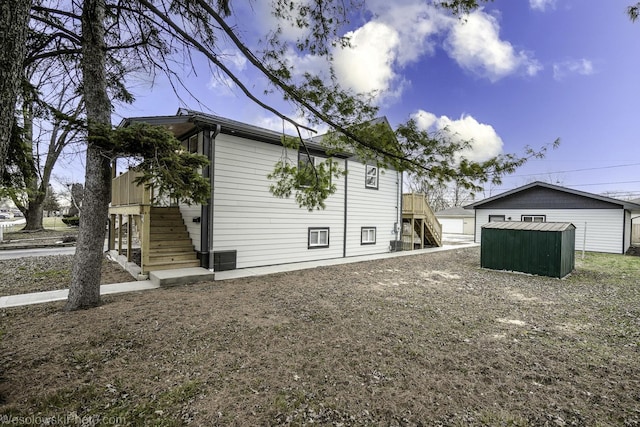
[475,209,625,254]
[179,203,202,251]
[212,134,345,269]
[346,162,400,257]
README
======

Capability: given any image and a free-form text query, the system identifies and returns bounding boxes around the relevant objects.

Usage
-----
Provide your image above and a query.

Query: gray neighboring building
[435,207,475,235]
[466,181,640,254]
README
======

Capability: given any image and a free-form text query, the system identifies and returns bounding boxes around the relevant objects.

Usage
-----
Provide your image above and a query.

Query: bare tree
[2,62,83,230]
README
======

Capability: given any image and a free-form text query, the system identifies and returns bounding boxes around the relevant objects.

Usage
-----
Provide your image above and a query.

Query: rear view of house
[109,110,403,274]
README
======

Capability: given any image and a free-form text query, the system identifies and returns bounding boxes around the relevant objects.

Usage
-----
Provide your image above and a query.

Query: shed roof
[482,221,575,232]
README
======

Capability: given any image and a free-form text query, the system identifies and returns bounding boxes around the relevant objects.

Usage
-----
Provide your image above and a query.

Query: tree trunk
[24,195,44,230]
[0,0,31,177]
[65,0,112,311]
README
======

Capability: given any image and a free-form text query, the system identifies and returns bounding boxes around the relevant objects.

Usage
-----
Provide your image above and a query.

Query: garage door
[439,218,464,234]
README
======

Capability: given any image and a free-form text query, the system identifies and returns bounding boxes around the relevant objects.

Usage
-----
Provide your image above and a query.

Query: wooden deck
[402,193,442,249]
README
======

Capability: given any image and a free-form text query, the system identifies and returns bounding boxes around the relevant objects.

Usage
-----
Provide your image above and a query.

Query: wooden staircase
[402,193,442,249]
[145,206,200,272]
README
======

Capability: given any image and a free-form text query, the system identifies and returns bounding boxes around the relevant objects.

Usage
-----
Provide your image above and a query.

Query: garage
[435,207,475,235]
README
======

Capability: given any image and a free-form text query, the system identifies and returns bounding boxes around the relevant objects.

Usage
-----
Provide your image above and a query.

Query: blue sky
[107,0,640,201]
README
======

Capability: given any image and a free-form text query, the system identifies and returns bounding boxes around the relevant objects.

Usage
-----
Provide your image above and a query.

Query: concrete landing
[149,267,214,287]
[0,281,159,309]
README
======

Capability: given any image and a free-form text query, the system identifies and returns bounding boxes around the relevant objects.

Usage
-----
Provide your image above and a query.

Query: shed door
[440,218,464,234]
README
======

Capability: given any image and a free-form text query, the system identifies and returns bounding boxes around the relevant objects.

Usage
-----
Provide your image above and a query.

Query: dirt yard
[1,247,639,426]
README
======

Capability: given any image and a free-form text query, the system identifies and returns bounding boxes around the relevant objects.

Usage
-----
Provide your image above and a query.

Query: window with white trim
[489,215,505,222]
[365,164,378,189]
[308,227,329,249]
[361,227,376,245]
[522,215,546,223]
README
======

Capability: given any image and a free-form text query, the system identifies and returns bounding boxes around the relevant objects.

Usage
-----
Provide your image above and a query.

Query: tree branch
[192,0,424,171]
[138,0,317,134]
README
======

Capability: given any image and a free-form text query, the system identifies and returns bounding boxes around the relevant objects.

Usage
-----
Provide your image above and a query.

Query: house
[465,181,640,254]
[109,110,407,274]
[632,198,640,246]
[435,206,475,235]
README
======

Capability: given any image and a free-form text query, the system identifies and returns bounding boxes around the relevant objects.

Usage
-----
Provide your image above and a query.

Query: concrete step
[149,267,214,287]
[144,259,201,272]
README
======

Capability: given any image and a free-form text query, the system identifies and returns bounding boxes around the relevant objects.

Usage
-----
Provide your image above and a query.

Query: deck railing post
[141,205,151,274]
[108,214,116,251]
[127,214,133,262]
[117,214,123,255]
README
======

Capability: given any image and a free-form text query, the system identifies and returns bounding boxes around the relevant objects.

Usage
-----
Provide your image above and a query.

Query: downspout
[397,170,402,242]
[622,210,626,254]
[343,159,348,258]
[208,124,221,271]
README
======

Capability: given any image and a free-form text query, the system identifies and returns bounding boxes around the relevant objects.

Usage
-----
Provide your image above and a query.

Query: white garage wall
[474,209,625,254]
[439,218,464,234]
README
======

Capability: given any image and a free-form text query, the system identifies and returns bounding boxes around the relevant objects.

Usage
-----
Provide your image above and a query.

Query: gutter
[343,160,348,258]
[208,124,221,271]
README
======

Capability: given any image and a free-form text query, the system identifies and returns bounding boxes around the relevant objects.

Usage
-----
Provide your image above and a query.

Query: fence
[0,222,16,242]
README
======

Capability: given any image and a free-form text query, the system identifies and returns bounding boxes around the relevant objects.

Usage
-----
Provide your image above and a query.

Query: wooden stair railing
[402,193,442,248]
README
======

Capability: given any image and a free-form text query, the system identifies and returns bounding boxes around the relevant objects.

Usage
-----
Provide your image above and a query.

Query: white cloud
[444,11,542,82]
[252,114,328,137]
[365,0,450,65]
[553,59,595,81]
[411,110,504,162]
[333,21,401,96]
[207,74,237,96]
[529,0,556,11]
[252,0,542,102]
[221,49,247,71]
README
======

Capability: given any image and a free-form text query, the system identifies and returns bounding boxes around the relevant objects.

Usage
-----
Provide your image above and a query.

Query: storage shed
[481,221,576,278]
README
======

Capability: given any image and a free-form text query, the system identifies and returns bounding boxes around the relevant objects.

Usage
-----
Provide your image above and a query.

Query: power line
[502,162,640,178]
[569,180,640,187]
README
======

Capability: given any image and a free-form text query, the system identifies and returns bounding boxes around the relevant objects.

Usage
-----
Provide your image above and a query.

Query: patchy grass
[1,217,78,239]
[1,247,639,425]
[0,256,134,297]
[576,250,640,277]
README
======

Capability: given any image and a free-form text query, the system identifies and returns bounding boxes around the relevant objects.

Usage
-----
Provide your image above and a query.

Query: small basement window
[361,227,376,245]
[308,227,329,249]
[522,215,546,223]
[365,164,379,189]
